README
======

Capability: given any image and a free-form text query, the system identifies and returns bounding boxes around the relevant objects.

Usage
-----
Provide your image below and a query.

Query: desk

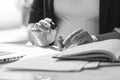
[1,64,120,80]
[0,43,120,80]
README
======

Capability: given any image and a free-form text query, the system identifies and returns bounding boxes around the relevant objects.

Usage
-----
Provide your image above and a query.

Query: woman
[28,0,120,50]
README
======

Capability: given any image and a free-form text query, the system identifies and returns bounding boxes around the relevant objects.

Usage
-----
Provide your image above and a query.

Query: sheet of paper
[6,54,89,71]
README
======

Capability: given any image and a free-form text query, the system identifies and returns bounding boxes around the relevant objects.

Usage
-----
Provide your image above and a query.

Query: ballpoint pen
[57,36,64,51]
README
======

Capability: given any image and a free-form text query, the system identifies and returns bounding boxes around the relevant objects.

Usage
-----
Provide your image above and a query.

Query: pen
[57,36,64,51]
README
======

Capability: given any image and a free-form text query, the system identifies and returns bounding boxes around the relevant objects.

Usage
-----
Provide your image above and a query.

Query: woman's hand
[28,18,57,47]
[59,29,94,50]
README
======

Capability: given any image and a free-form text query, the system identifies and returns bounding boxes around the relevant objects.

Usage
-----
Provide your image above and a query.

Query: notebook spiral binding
[0,51,25,64]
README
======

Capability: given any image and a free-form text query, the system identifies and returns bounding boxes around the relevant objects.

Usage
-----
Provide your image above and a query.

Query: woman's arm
[96,28,120,41]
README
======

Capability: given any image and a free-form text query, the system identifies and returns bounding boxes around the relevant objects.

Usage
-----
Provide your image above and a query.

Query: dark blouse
[29,0,120,34]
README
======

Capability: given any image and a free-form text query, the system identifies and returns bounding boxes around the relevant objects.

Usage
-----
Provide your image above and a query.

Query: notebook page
[57,39,120,60]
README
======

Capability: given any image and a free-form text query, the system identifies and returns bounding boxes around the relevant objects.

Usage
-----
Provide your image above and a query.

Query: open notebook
[53,39,120,62]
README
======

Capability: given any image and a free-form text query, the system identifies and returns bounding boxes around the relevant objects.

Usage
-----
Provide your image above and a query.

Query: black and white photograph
[0,0,120,80]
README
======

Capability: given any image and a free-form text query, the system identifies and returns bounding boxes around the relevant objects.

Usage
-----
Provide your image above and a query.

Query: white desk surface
[1,64,120,80]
